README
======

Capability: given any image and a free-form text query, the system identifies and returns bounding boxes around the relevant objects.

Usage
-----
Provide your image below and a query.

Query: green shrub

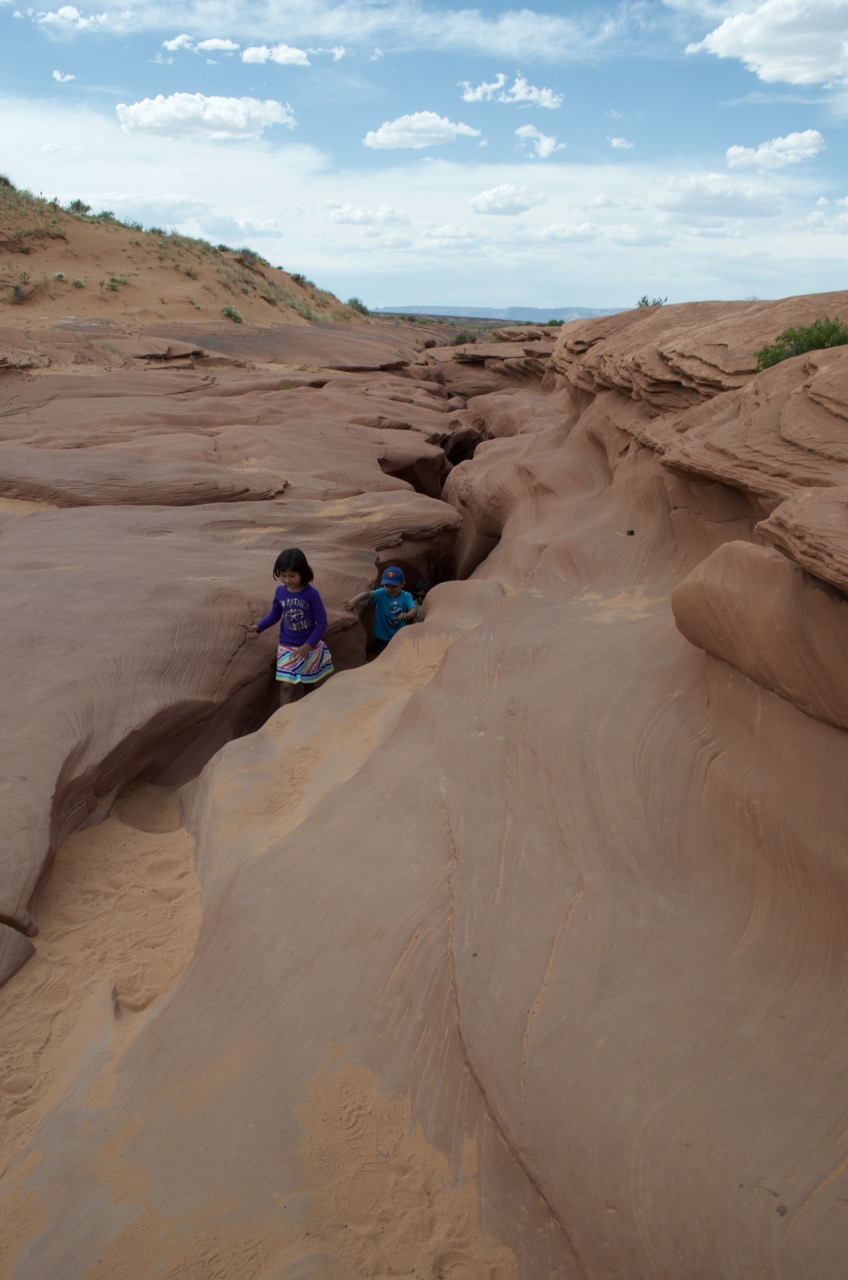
[636,295,667,308]
[0,174,16,189]
[67,198,91,215]
[755,316,848,370]
[346,296,369,314]
[450,330,477,346]
[221,304,244,323]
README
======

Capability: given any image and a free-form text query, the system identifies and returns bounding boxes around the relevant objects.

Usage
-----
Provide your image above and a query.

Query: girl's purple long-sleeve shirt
[256,584,328,649]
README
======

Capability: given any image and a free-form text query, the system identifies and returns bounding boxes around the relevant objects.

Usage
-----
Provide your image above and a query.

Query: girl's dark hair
[273,546,314,583]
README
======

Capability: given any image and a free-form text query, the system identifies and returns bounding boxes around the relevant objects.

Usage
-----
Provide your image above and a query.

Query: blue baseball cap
[381,566,404,585]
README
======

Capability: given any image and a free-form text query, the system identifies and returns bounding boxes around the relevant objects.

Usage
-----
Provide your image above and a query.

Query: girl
[248,548,334,705]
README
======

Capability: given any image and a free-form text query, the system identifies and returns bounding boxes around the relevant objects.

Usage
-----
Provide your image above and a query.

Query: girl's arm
[254,592,283,633]
[304,587,328,648]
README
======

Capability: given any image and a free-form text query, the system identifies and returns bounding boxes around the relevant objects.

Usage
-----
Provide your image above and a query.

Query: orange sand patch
[297,1059,519,1279]
[0,783,202,1178]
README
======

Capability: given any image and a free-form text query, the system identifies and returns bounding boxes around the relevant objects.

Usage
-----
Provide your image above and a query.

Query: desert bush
[346,296,369,314]
[71,278,85,288]
[221,304,244,323]
[290,300,318,320]
[450,331,477,346]
[636,295,667,308]
[67,199,91,215]
[237,247,267,268]
[0,174,16,189]
[754,316,848,370]
[546,319,565,326]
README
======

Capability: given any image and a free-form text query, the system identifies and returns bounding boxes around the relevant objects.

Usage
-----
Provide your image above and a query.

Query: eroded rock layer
[3,301,848,1279]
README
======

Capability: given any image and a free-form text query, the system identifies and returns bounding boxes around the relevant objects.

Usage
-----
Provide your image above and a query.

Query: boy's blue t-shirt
[371,587,415,642]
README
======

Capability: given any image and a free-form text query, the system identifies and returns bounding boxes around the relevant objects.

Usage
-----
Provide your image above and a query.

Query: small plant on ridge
[754,316,848,370]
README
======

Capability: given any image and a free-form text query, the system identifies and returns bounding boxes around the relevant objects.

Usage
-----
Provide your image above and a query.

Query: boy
[344,566,418,654]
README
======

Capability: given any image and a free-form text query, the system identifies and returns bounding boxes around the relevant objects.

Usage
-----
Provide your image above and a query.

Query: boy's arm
[344,589,373,611]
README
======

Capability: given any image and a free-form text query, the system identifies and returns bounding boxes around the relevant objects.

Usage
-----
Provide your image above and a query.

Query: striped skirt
[275,641,334,686]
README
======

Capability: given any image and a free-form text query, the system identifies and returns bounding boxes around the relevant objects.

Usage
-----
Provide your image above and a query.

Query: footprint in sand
[433,1250,500,1280]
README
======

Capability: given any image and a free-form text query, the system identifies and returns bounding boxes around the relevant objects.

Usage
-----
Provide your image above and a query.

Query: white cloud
[52,69,75,82]
[36,4,107,31]
[116,93,296,139]
[324,202,408,225]
[162,33,193,51]
[688,0,848,85]
[540,221,600,242]
[515,124,564,159]
[460,72,563,108]
[470,183,547,215]
[460,72,507,101]
[609,136,634,149]
[661,172,779,217]
[242,42,311,65]
[364,111,480,149]
[196,38,239,53]
[726,128,825,167]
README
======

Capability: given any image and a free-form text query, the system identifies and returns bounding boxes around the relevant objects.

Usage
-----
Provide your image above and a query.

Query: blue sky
[1,0,847,309]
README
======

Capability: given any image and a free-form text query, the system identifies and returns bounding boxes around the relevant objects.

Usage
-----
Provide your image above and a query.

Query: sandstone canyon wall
[2,295,848,1279]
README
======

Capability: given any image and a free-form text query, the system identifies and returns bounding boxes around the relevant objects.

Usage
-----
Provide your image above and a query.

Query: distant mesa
[375,304,626,323]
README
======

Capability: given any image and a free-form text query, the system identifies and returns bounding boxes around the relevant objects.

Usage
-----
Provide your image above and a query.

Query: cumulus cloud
[469,184,547,215]
[515,124,564,158]
[242,43,310,65]
[324,202,408,225]
[363,111,480,149]
[116,93,295,139]
[36,5,107,31]
[460,72,563,108]
[162,33,193,51]
[196,38,239,52]
[687,0,848,85]
[609,135,634,149]
[726,128,825,167]
[52,69,75,82]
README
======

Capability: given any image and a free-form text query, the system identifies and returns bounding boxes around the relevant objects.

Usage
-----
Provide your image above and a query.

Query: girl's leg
[278,681,295,707]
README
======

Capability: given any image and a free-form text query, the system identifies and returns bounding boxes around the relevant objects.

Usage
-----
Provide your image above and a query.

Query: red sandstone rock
[5,298,848,1278]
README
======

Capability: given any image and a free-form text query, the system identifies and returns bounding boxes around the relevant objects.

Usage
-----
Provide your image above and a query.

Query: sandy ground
[0,783,201,1178]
